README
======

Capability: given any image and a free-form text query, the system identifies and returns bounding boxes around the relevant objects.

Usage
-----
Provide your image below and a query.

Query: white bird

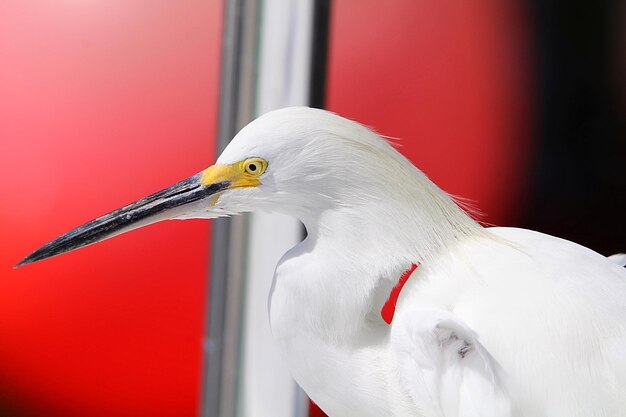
[19,107,626,417]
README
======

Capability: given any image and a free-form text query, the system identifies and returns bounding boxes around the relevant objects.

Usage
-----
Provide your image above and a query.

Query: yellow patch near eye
[200,164,239,185]
[200,158,267,189]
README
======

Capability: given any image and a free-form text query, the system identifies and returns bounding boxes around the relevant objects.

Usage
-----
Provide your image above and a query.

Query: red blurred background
[326,0,532,227]
[1,1,221,415]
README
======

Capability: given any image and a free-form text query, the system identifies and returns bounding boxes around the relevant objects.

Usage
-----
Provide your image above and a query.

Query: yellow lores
[200,157,267,188]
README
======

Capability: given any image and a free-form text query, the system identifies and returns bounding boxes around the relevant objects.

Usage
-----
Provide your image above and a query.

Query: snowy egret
[19,107,626,416]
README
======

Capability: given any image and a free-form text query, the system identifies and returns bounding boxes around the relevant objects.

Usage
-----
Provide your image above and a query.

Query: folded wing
[391,309,511,417]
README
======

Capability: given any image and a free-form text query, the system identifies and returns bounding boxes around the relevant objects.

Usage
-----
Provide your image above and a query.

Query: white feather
[391,309,511,417]
[609,253,626,267]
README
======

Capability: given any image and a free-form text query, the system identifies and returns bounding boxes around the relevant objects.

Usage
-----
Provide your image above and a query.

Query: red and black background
[1,0,624,416]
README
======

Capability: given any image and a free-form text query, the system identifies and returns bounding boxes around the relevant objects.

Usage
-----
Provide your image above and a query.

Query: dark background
[522,0,625,255]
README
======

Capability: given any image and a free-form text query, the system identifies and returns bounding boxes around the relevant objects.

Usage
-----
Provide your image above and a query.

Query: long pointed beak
[17,173,231,267]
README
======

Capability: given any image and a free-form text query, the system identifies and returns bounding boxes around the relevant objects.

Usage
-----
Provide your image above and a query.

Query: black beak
[17,173,230,267]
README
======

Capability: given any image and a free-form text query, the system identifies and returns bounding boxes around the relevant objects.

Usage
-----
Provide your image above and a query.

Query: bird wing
[391,309,511,417]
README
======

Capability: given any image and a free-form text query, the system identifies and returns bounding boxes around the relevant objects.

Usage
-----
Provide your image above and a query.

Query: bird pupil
[249,164,257,172]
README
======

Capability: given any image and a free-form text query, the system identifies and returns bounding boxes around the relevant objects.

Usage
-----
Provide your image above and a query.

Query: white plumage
[609,253,626,267]
[217,108,626,417]
[21,107,626,416]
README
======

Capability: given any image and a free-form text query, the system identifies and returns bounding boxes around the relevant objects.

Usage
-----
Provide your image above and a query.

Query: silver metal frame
[201,0,260,416]
[201,1,331,416]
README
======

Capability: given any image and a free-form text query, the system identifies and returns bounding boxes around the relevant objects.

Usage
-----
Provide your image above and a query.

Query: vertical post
[201,1,332,416]
[309,0,331,110]
[238,1,315,414]
[201,0,260,416]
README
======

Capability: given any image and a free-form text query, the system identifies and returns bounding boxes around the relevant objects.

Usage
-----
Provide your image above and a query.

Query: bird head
[18,107,415,267]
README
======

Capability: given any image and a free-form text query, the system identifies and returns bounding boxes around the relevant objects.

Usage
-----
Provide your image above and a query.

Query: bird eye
[243,158,267,176]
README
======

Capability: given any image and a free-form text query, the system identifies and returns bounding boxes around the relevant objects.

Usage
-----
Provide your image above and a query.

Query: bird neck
[279,181,484,344]
[301,177,484,267]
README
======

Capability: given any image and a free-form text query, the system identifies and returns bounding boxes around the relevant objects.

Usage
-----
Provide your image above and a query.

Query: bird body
[400,227,626,417]
[20,107,626,416]
[270,220,626,417]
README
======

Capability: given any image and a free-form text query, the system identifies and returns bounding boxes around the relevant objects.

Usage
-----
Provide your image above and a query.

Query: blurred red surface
[326,0,533,227]
[0,1,222,416]
[313,0,533,416]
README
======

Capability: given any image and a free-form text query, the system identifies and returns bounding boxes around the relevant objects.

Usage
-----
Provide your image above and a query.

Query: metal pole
[201,0,260,416]
[201,0,331,415]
